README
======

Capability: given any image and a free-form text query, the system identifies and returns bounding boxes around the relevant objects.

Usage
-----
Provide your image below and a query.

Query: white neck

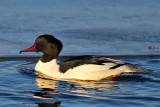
[35,59,60,78]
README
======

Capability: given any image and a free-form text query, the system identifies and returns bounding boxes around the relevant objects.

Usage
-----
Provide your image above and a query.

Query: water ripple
[0,58,160,107]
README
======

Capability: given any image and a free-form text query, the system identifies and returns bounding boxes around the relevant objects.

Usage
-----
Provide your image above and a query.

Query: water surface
[0,56,160,107]
[0,0,160,106]
[0,0,160,55]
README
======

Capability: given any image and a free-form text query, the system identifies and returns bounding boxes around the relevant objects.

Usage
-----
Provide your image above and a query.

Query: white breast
[35,59,64,78]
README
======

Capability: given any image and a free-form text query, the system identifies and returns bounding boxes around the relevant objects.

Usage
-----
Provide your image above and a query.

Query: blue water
[0,0,160,55]
[0,0,160,106]
[0,57,160,107]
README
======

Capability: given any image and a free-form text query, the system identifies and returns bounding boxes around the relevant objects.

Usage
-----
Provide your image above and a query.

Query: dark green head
[20,34,63,62]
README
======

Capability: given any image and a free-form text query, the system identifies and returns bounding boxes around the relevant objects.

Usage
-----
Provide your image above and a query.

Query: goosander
[20,34,149,80]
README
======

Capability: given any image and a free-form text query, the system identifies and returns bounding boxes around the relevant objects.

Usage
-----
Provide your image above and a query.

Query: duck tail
[124,64,151,73]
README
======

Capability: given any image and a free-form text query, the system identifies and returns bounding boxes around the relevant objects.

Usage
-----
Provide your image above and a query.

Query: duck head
[20,34,63,62]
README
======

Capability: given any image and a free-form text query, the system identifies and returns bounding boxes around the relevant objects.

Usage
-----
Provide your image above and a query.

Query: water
[0,57,160,107]
[0,0,160,106]
[0,0,160,55]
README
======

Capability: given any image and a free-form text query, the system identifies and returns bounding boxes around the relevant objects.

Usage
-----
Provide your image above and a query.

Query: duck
[20,34,149,80]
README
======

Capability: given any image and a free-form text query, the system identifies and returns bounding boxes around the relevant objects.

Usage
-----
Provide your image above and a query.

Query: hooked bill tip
[19,50,23,54]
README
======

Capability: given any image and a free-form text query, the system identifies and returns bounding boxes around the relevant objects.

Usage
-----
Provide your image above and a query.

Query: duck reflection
[34,77,123,100]
[36,101,61,107]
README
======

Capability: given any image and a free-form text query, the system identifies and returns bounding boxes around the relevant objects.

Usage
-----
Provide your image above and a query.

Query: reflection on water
[34,77,123,101]
[1,58,159,107]
[37,102,61,107]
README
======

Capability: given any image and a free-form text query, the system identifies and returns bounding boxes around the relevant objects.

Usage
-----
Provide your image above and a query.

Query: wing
[59,55,126,73]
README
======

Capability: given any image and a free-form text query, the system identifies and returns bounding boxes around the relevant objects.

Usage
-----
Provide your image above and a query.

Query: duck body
[35,55,147,80]
[20,35,149,80]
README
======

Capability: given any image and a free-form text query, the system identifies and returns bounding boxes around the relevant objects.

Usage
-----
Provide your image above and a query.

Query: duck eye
[36,43,45,50]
